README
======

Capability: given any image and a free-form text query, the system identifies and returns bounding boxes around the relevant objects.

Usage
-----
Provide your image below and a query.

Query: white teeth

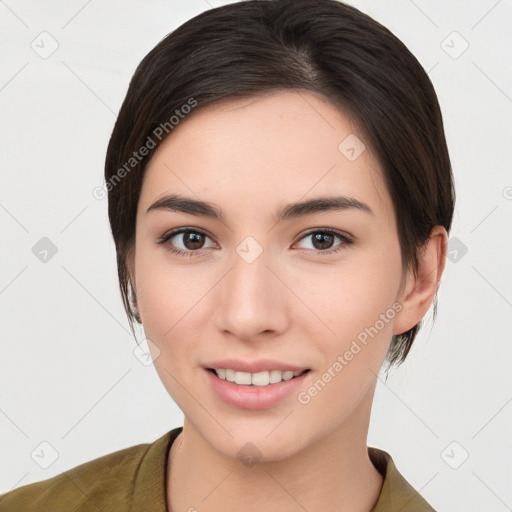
[213,368,305,386]
[252,371,270,386]
[269,369,282,384]
[235,371,252,385]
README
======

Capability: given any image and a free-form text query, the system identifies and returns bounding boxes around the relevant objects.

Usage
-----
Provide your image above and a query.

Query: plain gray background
[1,0,511,510]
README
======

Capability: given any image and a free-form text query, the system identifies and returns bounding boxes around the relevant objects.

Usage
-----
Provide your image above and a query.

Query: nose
[212,243,289,342]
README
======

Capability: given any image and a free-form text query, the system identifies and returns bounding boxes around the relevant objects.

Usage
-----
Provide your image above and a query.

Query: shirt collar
[368,447,435,511]
[131,427,434,512]
[130,427,181,512]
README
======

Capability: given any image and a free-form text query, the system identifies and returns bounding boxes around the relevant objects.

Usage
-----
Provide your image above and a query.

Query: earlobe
[125,245,138,310]
[393,226,448,335]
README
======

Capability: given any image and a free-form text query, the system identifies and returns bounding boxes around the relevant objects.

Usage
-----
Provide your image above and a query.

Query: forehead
[139,90,391,221]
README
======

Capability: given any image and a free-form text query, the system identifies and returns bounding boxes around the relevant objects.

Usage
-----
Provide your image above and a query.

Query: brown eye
[157,228,216,257]
[295,229,353,255]
[180,231,206,250]
[311,232,335,250]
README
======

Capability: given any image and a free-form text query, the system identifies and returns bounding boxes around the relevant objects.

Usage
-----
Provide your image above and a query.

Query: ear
[125,245,138,310]
[393,225,448,335]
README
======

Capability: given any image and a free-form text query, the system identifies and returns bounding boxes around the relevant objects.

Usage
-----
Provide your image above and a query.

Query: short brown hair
[105,0,455,368]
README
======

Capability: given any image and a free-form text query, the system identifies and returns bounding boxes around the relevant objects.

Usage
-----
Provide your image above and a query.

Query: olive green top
[0,426,436,511]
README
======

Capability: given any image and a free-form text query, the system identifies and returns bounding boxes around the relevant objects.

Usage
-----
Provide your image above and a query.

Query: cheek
[295,265,401,422]
[299,249,403,393]
[134,242,187,344]
[303,254,401,338]
[135,253,201,405]
[134,241,216,370]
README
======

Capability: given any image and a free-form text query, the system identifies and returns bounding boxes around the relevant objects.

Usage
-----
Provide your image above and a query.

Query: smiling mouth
[206,368,311,387]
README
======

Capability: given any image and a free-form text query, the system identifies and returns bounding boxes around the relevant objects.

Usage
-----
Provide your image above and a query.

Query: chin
[195,418,312,465]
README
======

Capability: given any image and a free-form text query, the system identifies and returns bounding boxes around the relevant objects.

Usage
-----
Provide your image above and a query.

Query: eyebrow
[146,193,374,222]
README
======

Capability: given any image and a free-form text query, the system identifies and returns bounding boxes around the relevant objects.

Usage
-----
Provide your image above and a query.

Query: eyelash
[157,227,353,258]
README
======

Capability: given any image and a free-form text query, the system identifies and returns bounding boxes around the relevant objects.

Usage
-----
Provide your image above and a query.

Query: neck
[166,388,383,512]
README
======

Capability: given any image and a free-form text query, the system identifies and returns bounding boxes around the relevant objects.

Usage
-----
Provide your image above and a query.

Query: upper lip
[203,358,309,373]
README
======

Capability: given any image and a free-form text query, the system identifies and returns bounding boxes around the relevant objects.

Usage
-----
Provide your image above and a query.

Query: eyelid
[292,228,353,255]
[157,227,218,248]
[294,227,353,245]
[157,226,354,259]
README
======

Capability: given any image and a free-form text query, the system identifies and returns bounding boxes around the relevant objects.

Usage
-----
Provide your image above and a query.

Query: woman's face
[131,90,412,461]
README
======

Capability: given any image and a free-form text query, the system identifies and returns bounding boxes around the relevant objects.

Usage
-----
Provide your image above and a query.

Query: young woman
[0,0,454,510]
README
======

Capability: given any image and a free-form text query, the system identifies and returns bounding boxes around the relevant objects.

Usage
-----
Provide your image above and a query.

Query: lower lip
[204,368,310,410]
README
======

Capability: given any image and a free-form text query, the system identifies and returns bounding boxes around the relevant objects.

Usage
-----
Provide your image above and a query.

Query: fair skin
[127,90,447,512]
